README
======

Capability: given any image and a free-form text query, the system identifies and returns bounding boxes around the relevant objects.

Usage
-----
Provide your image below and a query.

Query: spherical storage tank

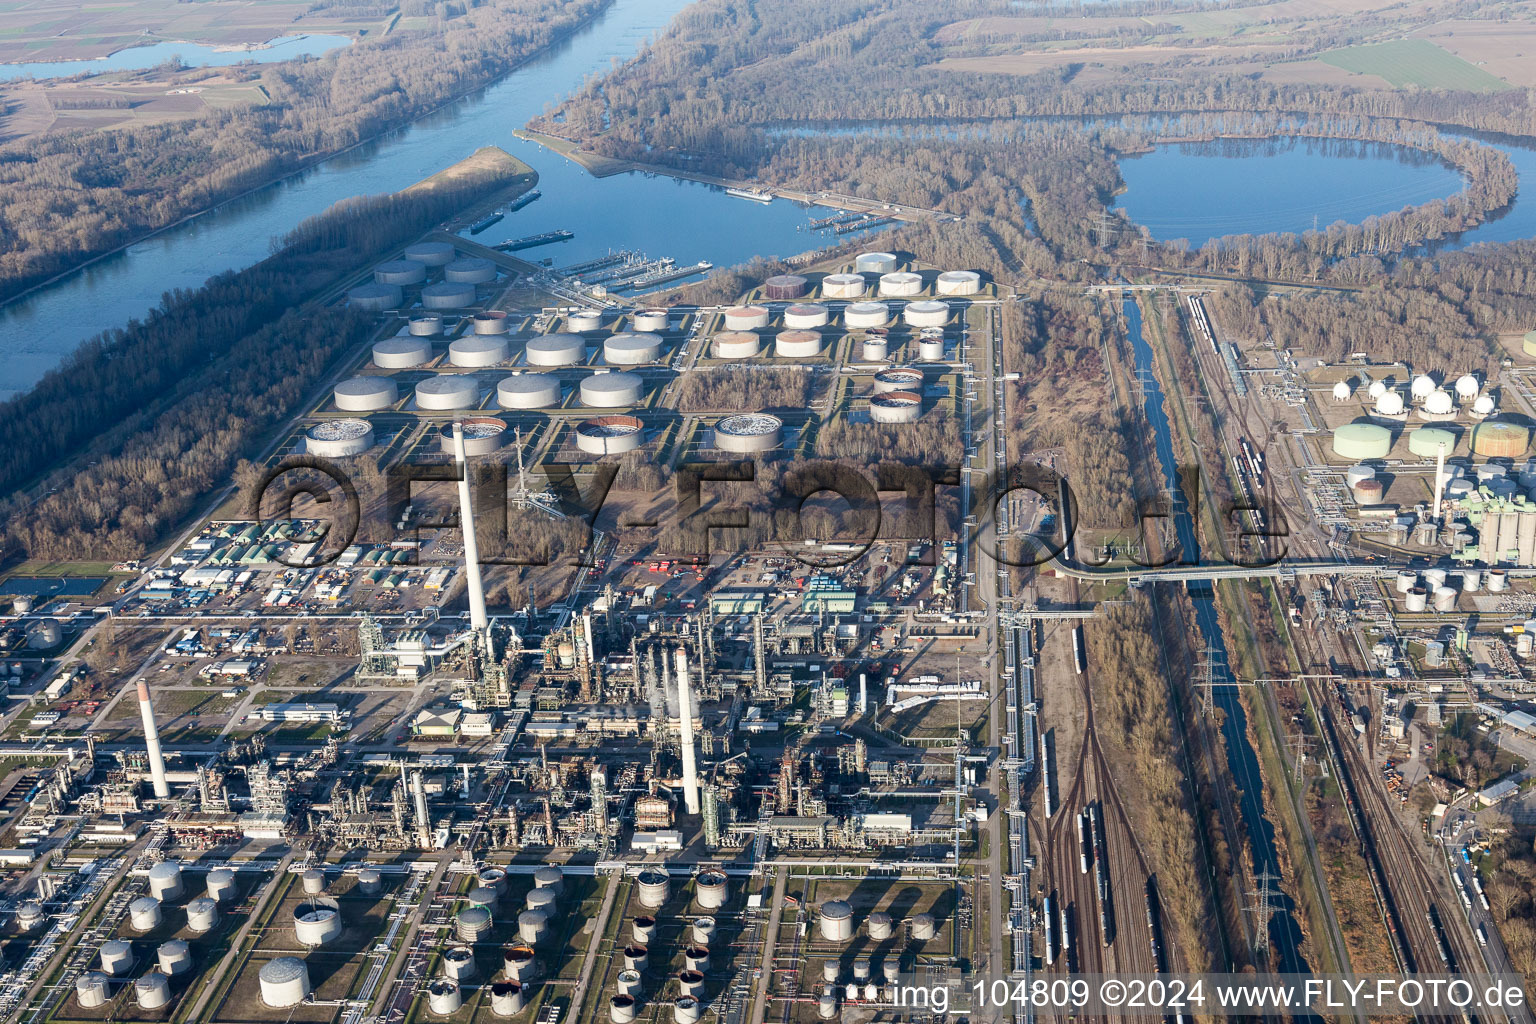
[1473,395,1497,418]
[714,414,781,454]
[874,367,923,394]
[1332,380,1352,401]
[260,957,312,1008]
[1408,427,1456,458]
[1411,374,1436,401]
[185,897,220,934]
[903,300,949,327]
[374,259,426,286]
[526,333,586,367]
[1375,390,1405,416]
[764,274,809,300]
[99,940,134,976]
[135,973,171,1009]
[821,273,866,299]
[157,939,193,976]
[1331,423,1392,460]
[1455,374,1480,399]
[581,371,643,408]
[348,283,401,311]
[76,973,110,1009]
[439,418,506,456]
[449,335,509,367]
[1472,421,1530,458]
[422,282,478,309]
[1422,389,1454,416]
[306,419,375,457]
[694,871,729,909]
[819,900,854,942]
[775,330,822,358]
[445,257,497,284]
[870,392,922,424]
[855,252,898,275]
[1367,379,1388,400]
[294,898,343,947]
[724,306,770,331]
[783,303,830,329]
[632,309,670,332]
[878,272,923,297]
[129,897,162,932]
[712,331,761,359]
[335,376,398,411]
[936,270,981,296]
[498,374,562,409]
[374,336,433,368]
[844,301,889,329]
[577,416,645,455]
[148,862,183,901]
[606,333,661,365]
[405,241,456,266]
[472,311,511,335]
[415,375,481,411]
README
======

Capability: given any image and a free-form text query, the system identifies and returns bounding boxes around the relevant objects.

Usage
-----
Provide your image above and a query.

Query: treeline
[0,0,604,300]
[817,405,964,465]
[674,367,814,413]
[1485,830,1536,981]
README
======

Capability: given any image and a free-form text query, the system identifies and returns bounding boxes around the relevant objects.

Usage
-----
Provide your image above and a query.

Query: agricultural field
[1316,38,1515,91]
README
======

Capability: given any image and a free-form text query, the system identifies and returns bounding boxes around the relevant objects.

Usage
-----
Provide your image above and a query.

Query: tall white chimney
[674,647,700,815]
[137,680,170,799]
[858,673,868,715]
[582,611,596,662]
[452,421,489,632]
[1433,441,1448,525]
[412,770,431,848]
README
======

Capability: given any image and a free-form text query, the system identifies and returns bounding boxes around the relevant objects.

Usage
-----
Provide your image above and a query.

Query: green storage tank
[1524,329,1536,356]
[1331,422,1392,460]
[1408,427,1457,459]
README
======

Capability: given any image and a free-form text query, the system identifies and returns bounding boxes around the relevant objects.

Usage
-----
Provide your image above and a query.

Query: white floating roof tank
[301,869,326,895]
[878,271,923,297]
[135,972,172,1009]
[935,270,981,295]
[775,329,822,358]
[870,391,922,423]
[148,862,184,901]
[712,331,761,359]
[498,374,562,409]
[502,945,537,981]
[855,252,898,274]
[636,869,671,909]
[918,336,945,361]
[472,311,512,335]
[293,897,344,946]
[1332,380,1352,401]
[605,333,662,365]
[611,994,639,1023]
[490,980,526,1016]
[617,969,643,996]
[449,335,510,367]
[844,301,889,328]
[678,970,705,998]
[1367,379,1388,399]
[783,303,830,329]
[428,980,464,1015]
[714,413,782,453]
[723,306,770,331]
[903,299,949,327]
[874,367,924,394]
[415,374,481,410]
[129,897,162,931]
[581,371,644,407]
[1423,389,1454,416]
[818,900,854,942]
[99,940,135,976]
[409,314,444,337]
[632,309,670,332]
[185,897,220,934]
[334,376,398,411]
[525,333,586,366]
[373,336,433,368]
[442,945,477,981]
[622,945,649,971]
[75,973,110,1009]
[445,257,497,284]
[374,259,426,286]
[693,871,729,909]
[821,273,866,298]
[348,283,401,310]
[259,957,311,1008]
[568,309,603,332]
[157,939,193,976]
[306,419,375,458]
[422,281,478,309]
[1411,374,1436,400]
[404,241,457,266]
[674,997,702,1024]
[1375,390,1405,416]
[691,918,716,945]
[577,416,645,455]
[861,336,889,361]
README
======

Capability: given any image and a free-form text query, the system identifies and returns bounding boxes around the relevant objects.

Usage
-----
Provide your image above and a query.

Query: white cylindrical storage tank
[878,272,923,297]
[632,309,670,332]
[445,257,496,284]
[1424,568,1448,588]
[498,373,561,409]
[694,871,729,910]
[294,898,344,947]
[616,970,643,997]
[775,330,822,358]
[259,957,311,1008]
[335,376,398,412]
[456,906,492,943]
[636,869,671,909]
[622,945,649,972]
[1489,569,1509,592]
[819,900,854,942]
[861,336,888,361]
[157,940,192,977]
[135,973,172,1010]
[1405,587,1428,613]
[870,391,922,424]
[632,916,657,943]
[526,333,586,366]
[490,981,526,1017]
[873,367,924,394]
[348,283,401,310]
[301,869,325,896]
[438,418,506,456]
[855,252,898,274]
[678,971,705,999]
[415,374,481,411]
[503,945,537,982]
[76,973,110,1009]
[409,314,445,337]
[723,306,770,331]
[1395,570,1417,594]
[581,372,644,408]
[472,311,511,335]
[818,994,838,1019]
[477,868,508,897]
[568,309,603,332]
[764,274,809,300]
[375,259,426,286]
[518,910,549,945]
[148,862,184,901]
[822,962,839,983]
[712,331,761,359]
[935,270,981,296]
[674,996,702,1024]
[606,333,661,365]
[910,914,937,941]
[442,946,476,981]
[374,336,433,368]
[903,299,949,327]
[821,273,866,299]
[882,960,900,982]
[611,995,639,1023]
[468,886,500,909]
[1433,586,1458,612]
[533,865,564,896]
[852,961,871,982]
[866,912,894,941]
[428,980,463,1015]
[714,413,781,454]
[691,918,717,945]
[307,419,374,457]
[422,281,478,309]
[1344,465,1376,489]
[405,241,456,267]
[683,946,710,972]
[99,940,134,977]
[525,888,558,915]
[186,897,220,934]
[129,897,162,932]
[918,337,945,361]
[844,301,889,329]
[1463,569,1482,592]
[450,335,509,367]
[783,303,830,329]
[356,869,383,897]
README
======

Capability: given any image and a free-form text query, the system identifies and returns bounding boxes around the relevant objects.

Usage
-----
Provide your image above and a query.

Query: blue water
[0,35,354,81]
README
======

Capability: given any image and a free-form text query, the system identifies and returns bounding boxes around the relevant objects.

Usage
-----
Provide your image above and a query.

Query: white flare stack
[452,421,489,631]
[675,647,700,815]
[137,680,170,798]
[1433,442,1447,525]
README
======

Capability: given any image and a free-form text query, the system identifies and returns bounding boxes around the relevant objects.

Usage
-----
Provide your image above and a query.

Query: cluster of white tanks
[818,901,938,943]
[603,870,730,1024]
[1352,373,1495,421]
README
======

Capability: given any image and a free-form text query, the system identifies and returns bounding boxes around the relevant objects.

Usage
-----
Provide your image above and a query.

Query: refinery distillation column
[675,647,701,815]
[137,680,170,798]
[453,421,489,631]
